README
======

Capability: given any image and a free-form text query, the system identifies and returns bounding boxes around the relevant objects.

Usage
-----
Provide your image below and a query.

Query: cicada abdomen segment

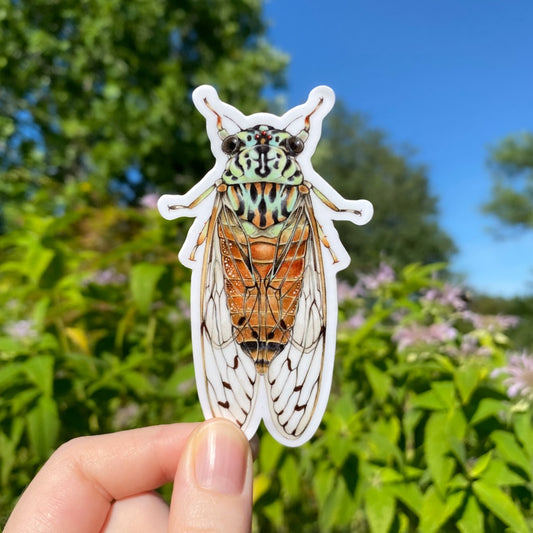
[218,183,310,374]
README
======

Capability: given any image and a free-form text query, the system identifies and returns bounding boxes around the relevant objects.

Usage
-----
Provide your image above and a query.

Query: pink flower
[457,334,491,357]
[422,284,468,311]
[337,281,364,302]
[492,351,533,399]
[346,310,365,329]
[87,268,127,286]
[463,311,520,332]
[140,193,159,210]
[359,262,395,291]
[393,322,457,350]
[4,320,38,341]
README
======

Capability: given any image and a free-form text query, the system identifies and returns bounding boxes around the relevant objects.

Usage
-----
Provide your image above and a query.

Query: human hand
[4,418,253,533]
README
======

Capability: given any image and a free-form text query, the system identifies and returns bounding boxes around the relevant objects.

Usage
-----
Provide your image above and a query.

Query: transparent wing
[198,194,261,437]
[264,196,328,443]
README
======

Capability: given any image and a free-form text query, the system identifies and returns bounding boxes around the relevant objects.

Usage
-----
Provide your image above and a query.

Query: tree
[0,0,287,210]
[313,103,456,273]
[483,132,533,231]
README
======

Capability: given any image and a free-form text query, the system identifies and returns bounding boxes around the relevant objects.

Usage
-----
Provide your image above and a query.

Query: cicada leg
[189,218,210,261]
[298,183,340,264]
[310,185,363,217]
[316,221,339,264]
[167,183,217,212]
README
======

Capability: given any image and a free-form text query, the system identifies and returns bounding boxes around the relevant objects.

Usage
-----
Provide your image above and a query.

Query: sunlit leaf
[130,262,165,314]
[490,430,531,478]
[365,486,395,533]
[470,398,504,425]
[26,396,60,460]
[424,411,455,495]
[472,480,529,533]
[419,486,464,533]
[457,493,484,533]
[22,355,54,396]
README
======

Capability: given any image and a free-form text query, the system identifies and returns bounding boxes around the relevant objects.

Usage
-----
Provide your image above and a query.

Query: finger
[4,423,198,533]
[169,418,253,533]
[103,492,169,533]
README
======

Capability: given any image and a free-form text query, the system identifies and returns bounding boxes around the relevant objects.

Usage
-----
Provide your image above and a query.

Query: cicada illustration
[158,85,373,446]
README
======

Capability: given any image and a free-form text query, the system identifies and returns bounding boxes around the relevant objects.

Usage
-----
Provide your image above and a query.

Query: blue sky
[263,0,533,297]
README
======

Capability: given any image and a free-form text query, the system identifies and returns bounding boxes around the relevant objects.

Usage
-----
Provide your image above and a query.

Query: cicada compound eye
[221,135,241,155]
[284,136,304,155]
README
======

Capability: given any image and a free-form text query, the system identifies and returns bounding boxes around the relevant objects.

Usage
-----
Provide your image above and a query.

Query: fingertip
[169,418,253,532]
[193,419,250,494]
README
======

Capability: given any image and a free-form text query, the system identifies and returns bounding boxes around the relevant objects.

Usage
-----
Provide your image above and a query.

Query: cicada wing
[264,197,330,446]
[197,194,262,439]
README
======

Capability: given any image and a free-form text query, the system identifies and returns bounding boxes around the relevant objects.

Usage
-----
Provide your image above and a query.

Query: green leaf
[130,262,165,314]
[26,395,60,460]
[162,362,196,397]
[448,473,469,489]
[468,451,493,479]
[431,381,456,410]
[319,478,354,532]
[11,388,41,414]
[26,246,55,285]
[364,431,403,465]
[513,412,533,459]
[424,411,455,495]
[122,371,154,395]
[454,364,481,405]
[365,486,395,533]
[0,418,24,487]
[419,486,464,533]
[279,453,300,502]
[261,500,284,530]
[22,355,54,396]
[472,480,529,533]
[491,430,531,478]
[470,398,504,425]
[364,362,391,402]
[387,482,423,515]
[313,463,336,511]
[411,389,447,411]
[0,362,23,391]
[481,457,528,486]
[457,493,484,533]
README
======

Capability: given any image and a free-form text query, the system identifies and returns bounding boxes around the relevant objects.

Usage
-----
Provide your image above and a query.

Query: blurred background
[1,1,533,531]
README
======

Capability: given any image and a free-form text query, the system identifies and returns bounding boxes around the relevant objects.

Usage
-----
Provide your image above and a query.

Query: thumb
[169,418,253,533]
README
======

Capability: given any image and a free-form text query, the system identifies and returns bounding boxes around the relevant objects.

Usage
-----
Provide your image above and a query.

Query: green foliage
[483,132,533,230]
[1,195,532,530]
[0,0,287,206]
[314,103,457,273]
[0,197,200,516]
[253,263,533,532]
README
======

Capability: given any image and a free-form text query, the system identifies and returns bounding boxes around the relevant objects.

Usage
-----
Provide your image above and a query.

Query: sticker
[158,85,373,446]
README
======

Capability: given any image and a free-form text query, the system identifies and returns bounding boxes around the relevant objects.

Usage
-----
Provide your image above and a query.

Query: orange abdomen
[218,219,309,374]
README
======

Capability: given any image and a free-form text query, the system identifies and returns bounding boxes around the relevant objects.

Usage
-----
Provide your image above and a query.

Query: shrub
[1,202,532,532]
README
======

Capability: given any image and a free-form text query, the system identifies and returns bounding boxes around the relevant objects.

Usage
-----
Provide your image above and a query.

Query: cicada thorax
[217,131,311,374]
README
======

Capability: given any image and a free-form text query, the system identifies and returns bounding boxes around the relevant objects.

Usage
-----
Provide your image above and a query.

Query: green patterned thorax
[222,125,304,186]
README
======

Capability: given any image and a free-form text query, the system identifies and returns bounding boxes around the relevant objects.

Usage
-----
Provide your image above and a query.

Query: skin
[4,418,253,533]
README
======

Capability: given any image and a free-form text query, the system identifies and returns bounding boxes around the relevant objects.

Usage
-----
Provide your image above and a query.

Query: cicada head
[193,86,330,187]
[219,125,306,185]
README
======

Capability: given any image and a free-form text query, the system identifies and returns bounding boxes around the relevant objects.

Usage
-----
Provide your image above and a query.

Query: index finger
[4,423,199,533]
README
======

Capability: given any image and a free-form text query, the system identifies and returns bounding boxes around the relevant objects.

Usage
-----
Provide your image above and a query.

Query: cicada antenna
[203,97,224,131]
[304,97,324,133]
[292,96,325,143]
[203,97,242,138]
